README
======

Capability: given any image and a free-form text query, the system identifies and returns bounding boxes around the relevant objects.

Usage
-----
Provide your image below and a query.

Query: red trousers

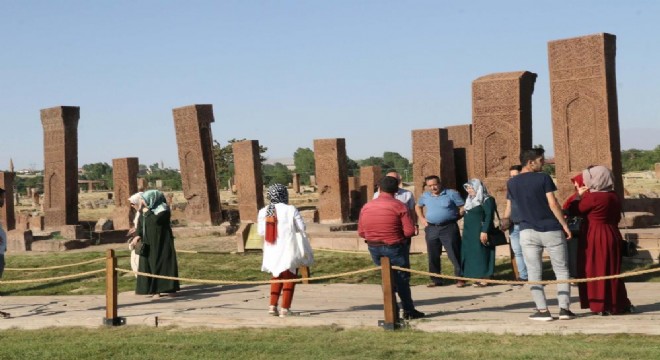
[270,270,297,309]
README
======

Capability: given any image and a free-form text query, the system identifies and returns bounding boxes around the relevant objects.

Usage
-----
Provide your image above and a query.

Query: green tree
[621,145,660,172]
[81,162,113,189]
[346,157,360,177]
[263,163,293,186]
[214,139,268,188]
[293,148,315,184]
[144,167,182,190]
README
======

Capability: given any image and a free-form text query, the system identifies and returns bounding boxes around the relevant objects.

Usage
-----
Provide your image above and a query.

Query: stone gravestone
[0,172,16,231]
[155,179,164,189]
[232,140,265,223]
[549,33,624,201]
[472,71,536,210]
[309,175,317,187]
[411,128,455,202]
[445,124,473,198]
[137,178,147,192]
[173,104,222,225]
[655,163,660,180]
[314,138,349,224]
[292,173,301,194]
[41,106,80,228]
[32,191,40,206]
[347,176,362,221]
[359,166,381,205]
[111,157,139,229]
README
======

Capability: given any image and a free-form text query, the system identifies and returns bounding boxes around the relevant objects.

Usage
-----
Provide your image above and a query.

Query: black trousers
[424,222,462,283]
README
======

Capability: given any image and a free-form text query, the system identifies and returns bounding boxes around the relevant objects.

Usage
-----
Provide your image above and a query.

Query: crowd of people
[357,147,635,321]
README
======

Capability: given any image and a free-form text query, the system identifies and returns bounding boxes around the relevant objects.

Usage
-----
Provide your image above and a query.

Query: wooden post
[379,256,399,330]
[299,266,310,284]
[103,249,125,326]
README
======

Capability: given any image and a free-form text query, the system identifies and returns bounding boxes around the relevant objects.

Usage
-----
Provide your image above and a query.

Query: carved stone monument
[347,176,362,221]
[292,173,301,194]
[359,165,381,204]
[0,172,16,231]
[111,157,139,229]
[41,106,79,228]
[411,128,455,201]
[472,71,536,209]
[445,124,473,197]
[173,104,223,225]
[137,178,147,192]
[314,138,349,224]
[549,33,623,201]
[655,163,660,180]
[232,140,265,223]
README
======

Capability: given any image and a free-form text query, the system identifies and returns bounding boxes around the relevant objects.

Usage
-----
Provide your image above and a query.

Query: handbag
[620,211,638,257]
[134,241,149,257]
[567,216,583,234]
[484,207,509,247]
[293,221,314,267]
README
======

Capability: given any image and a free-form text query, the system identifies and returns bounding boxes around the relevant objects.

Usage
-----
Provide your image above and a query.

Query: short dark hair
[379,176,399,194]
[519,148,545,166]
[509,165,522,172]
[424,175,440,184]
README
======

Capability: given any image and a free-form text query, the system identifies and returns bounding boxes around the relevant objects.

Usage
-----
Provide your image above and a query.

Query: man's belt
[426,220,456,227]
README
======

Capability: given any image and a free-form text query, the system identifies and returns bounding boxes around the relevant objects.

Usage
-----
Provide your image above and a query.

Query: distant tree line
[621,145,660,172]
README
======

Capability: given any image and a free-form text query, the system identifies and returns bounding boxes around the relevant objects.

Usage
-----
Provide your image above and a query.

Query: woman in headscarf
[561,174,586,280]
[460,179,496,287]
[567,166,633,315]
[127,192,143,276]
[257,184,313,317]
[130,189,180,298]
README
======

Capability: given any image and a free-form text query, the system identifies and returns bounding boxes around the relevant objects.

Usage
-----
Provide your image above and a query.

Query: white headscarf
[463,178,490,211]
[128,192,144,227]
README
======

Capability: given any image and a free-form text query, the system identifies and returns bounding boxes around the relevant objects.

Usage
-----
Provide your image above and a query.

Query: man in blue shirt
[507,148,575,321]
[415,175,466,287]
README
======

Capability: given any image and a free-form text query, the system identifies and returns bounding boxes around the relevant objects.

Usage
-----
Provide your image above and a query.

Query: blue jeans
[520,229,571,311]
[509,224,528,280]
[368,243,415,312]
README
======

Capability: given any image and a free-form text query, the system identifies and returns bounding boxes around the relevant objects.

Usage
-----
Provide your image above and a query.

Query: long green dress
[135,210,180,295]
[461,196,496,279]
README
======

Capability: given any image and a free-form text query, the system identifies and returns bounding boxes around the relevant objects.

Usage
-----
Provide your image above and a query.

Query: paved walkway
[1,282,658,334]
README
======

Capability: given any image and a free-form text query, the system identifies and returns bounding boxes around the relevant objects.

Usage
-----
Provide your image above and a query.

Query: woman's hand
[577,185,589,196]
[130,236,141,247]
[480,232,488,245]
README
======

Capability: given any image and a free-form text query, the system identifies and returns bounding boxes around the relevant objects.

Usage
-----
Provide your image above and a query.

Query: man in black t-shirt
[506,148,575,321]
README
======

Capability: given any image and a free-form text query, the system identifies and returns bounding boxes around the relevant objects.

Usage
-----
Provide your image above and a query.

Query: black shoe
[402,309,425,320]
[559,308,576,320]
[529,309,553,321]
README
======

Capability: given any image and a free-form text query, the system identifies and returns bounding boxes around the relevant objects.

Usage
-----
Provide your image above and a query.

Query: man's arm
[547,192,572,239]
[500,199,512,230]
[401,208,416,238]
[415,204,428,227]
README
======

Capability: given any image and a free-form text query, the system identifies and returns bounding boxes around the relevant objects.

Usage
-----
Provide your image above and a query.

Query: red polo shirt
[358,192,415,245]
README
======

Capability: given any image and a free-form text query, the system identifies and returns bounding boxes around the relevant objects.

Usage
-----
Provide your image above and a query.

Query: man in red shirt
[358,176,424,320]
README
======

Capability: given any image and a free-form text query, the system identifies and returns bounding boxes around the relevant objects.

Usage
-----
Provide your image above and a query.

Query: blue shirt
[506,172,562,232]
[417,189,464,224]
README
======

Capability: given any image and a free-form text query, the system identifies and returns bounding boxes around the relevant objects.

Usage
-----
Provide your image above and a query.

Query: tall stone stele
[112,157,139,229]
[472,71,536,209]
[232,140,265,223]
[41,106,80,228]
[0,171,16,231]
[411,128,455,202]
[173,104,222,225]
[549,33,623,201]
[314,138,349,224]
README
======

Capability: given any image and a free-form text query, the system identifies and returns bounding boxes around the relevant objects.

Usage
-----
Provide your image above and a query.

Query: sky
[1,0,659,170]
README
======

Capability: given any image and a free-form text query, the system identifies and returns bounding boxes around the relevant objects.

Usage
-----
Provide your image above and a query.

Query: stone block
[314,138,349,224]
[233,140,265,223]
[412,128,455,200]
[6,230,33,252]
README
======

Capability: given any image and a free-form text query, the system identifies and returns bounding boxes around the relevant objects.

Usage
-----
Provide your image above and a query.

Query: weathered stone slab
[232,140,264,223]
[549,33,623,201]
[445,124,473,197]
[111,157,139,229]
[0,171,16,231]
[412,128,455,201]
[472,71,536,209]
[173,104,222,225]
[314,138,349,224]
[359,166,381,205]
[41,106,79,228]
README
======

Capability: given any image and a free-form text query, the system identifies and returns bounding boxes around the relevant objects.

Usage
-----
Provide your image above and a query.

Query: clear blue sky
[1,0,659,170]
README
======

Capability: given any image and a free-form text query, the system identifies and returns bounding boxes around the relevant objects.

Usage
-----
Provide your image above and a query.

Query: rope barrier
[0,269,106,284]
[116,266,380,285]
[392,266,660,285]
[4,257,106,271]
[176,249,235,255]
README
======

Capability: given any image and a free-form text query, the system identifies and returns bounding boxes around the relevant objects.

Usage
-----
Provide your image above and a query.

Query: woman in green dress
[130,190,180,297]
[461,179,496,287]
